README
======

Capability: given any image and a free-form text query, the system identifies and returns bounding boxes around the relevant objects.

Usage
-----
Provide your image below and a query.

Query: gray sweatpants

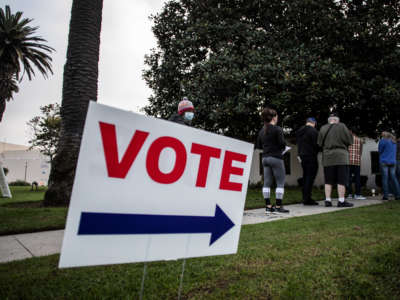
[262,156,286,199]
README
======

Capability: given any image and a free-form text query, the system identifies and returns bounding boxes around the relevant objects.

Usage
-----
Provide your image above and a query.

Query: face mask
[184,112,194,121]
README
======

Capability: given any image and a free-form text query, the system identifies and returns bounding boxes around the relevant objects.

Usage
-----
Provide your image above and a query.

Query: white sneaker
[354,195,366,200]
[346,194,353,199]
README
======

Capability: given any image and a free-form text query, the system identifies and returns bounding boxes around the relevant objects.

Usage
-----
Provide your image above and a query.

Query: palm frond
[0,5,54,80]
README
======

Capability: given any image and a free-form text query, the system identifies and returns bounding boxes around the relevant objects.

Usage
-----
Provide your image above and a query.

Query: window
[370,151,380,174]
[284,152,291,175]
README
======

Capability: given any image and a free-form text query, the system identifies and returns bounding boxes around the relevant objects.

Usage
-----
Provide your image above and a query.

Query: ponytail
[262,107,277,135]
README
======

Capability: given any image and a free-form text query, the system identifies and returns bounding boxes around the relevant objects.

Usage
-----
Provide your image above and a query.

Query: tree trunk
[0,100,5,122]
[44,0,103,206]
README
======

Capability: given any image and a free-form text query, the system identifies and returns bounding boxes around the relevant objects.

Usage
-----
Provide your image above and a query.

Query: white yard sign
[59,102,254,268]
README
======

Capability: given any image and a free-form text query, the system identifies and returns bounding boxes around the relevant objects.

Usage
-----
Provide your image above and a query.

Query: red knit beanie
[178,97,194,114]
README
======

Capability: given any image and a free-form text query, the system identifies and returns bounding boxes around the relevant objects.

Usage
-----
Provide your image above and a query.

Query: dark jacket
[256,124,286,159]
[169,113,188,125]
[296,125,319,157]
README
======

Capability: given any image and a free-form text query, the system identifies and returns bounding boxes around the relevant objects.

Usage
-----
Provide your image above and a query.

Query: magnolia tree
[144,0,400,142]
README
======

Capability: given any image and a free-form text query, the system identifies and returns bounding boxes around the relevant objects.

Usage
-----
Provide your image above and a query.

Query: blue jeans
[380,163,400,198]
[347,165,361,195]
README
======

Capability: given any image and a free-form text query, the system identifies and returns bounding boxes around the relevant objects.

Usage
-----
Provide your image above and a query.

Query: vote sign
[59,102,254,268]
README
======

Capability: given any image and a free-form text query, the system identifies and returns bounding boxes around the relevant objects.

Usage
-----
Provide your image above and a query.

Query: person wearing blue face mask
[169,97,195,126]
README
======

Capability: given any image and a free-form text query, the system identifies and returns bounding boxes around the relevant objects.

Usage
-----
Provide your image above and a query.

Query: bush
[9,180,30,186]
[248,181,263,189]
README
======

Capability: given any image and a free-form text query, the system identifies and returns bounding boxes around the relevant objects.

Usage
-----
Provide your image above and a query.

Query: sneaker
[265,206,275,214]
[303,201,319,206]
[346,194,353,199]
[325,201,332,207]
[354,195,366,200]
[275,206,289,213]
[337,201,354,207]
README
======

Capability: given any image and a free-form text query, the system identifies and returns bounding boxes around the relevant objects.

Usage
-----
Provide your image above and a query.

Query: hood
[296,125,308,138]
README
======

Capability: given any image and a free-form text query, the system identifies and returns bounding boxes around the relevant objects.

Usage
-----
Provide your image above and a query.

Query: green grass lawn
[0,185,343,235]
[245,186,326,209]
[1,185,325,236]
[1,201,399,299]
[0,187,67,235]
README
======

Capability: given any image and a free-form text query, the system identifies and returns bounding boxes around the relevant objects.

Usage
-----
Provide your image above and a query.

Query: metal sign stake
[139,236,152,300]
[139,263,148,300]
[178,235,191,299]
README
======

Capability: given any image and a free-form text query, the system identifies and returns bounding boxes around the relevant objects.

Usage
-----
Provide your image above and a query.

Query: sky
[0,0,165,146]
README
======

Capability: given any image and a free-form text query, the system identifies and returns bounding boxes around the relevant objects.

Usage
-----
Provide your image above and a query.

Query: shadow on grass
[336,242,400,299]
[1,201,45,208]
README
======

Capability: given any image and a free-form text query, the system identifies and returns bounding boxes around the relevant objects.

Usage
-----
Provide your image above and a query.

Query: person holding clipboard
[256,107,290,214]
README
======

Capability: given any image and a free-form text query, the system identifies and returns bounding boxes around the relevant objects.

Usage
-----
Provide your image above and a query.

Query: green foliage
[0,5,54,121]
[27,103,61,162]
[144,0,400,141]
[8,180,30,186]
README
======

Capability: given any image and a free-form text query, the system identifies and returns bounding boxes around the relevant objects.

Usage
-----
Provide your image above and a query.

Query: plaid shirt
[348,135,362,166]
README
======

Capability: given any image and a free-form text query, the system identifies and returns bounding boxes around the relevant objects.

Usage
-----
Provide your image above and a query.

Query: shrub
[9,180,30,186]
[248,181,263,189]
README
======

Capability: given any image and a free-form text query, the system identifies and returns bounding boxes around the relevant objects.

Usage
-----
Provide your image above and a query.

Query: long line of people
[169,98,400,214]
[256,107,400,214]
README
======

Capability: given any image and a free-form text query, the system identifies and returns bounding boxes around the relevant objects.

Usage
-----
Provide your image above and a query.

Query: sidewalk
[0,197,384,263]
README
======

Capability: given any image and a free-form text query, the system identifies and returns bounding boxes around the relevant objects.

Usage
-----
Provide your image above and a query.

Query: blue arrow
[78,205,235,246]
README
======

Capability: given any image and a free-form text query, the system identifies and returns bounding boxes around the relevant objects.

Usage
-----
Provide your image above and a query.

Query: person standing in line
[256,107,289,213]
[169,97,195,126]
[378,132,400,200]
[346,129,366,200]
[317,114,354,207]
[396,136,400,185]
[296,117,319,205]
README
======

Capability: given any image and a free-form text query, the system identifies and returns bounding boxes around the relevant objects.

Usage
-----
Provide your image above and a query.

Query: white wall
[1,150,50,185]
[249,138,379,189]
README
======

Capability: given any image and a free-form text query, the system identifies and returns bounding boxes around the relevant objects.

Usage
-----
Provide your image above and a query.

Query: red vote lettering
[99,122,247,190]
[219,151,247,191]
[191,143,221,187]
[99,122,149,178]
[146,137,187,184]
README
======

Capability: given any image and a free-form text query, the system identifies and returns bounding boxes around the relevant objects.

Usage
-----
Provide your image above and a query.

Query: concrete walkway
[0,197,384,263]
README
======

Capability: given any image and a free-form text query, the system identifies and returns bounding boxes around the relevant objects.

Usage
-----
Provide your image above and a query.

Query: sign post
[59,102,254,268]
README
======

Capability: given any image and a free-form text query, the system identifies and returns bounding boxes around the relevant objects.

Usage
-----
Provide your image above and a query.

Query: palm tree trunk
[44,0,103,206]
[0,100,5,122]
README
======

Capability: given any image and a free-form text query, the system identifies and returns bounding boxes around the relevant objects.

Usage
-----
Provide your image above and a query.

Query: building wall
[0,142,29,153]
[249,138,380,189]
[1,149,50,185]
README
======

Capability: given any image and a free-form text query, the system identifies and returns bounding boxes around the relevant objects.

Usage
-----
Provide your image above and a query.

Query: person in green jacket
[318,114,354,207]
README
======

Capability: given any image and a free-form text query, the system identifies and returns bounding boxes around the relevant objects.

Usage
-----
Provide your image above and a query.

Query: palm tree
[44,0,103,206]
[0,5,54,121]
